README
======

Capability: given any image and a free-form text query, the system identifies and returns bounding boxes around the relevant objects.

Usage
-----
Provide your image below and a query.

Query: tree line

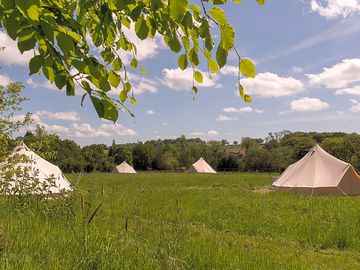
[17,127,360,173]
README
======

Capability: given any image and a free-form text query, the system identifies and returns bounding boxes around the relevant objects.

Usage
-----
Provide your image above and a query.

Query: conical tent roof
[273,144,360,195]
[186,157,217,173]
[114,161,136,174]
[1,143,72,195]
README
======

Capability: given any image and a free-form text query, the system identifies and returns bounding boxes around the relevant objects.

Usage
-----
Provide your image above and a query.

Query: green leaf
[130,58,138,69]
[244,94,253,103]
[99,77,111,92]
[54,73,67,90]
[182,36,190,51]
[216,46,228,69]
[189,3,201,13]
[113,58,122,71]
[220,24,235,51]
[29,55,43,75]
[135,16,149,40]
[119,90,127,103]
[208,58,219,73]
[238,83,244,98]
[102,99,118,122]
[109,70,121,88]
[130,96,137,104]
[194,71,203,83]
[91,96,104,118]
[210,0,227,4]
[189,48,199,66]
[66,79,75,96]
[0,0,15,9]
[72,59,86,73]
[15,0,40,21]
[57,32,74,55]
[43,67,54,83]
[240,58,256,78]
[170,0,188,22]
[192,86,198,94]
[18,32,36,53]
[178,54,188,70]
[257,0,265,5]
[140,66,147,74]
[209,7,227,25]
[168,36,182,53]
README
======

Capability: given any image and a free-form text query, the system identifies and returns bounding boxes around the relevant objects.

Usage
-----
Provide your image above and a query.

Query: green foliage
[16,128,360,174]
[240,58,256,78]
[0,83,30,162]
[0,0,264,121]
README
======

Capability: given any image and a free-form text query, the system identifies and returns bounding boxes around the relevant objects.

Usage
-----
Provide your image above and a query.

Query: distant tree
[132,142,156,170]
[82,144,113,172]
[240,137,261,154]
[109,144,133,165]
[243,147,271,172]
[24,124,59,160]
[217,155,239,171]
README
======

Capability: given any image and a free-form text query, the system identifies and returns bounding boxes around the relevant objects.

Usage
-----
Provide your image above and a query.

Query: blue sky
[1,0,360,145]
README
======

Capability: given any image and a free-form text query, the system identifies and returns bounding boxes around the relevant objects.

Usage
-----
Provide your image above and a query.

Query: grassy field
[2,173,360,269]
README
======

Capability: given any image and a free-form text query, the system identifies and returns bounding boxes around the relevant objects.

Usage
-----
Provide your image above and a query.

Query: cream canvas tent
[0,143,72,195]
[186,157,217,173]
[113,161,136,174]
[273,144,360,195]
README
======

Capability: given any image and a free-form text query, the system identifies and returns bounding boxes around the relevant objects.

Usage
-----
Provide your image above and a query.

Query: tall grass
[1,173,360,269]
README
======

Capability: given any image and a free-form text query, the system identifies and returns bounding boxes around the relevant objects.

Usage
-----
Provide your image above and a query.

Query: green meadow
[1,173,360,269]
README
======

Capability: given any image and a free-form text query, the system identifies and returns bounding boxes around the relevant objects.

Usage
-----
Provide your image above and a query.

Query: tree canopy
[0,0,264,121]
[16,129,360,173]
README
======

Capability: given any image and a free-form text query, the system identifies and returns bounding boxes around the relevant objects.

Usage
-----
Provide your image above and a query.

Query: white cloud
[71,123,136,138]
[99,123,137,136]
[0,31,33,66]
[0,74,12,85]
[254,109,264,114]
[292,66,303,73]
[42,123,71,134]
[208,130,219,136]
[190,132,205,136]
[307,59,360,89]
[26,78,57,91]
[190,130,220,137]
[224,107,253,113]
[216,115,239,121]
[335,85,360,95]
[161,68,221,91]
[310,0,360,19]
[240,72,305,98]
[162,122,168,126]
[220,65,238,76]
[147,110,155,115]
[350,99,360,112]
[290,97,330,112]
[34,111,80,121]
[128,73,158,94]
